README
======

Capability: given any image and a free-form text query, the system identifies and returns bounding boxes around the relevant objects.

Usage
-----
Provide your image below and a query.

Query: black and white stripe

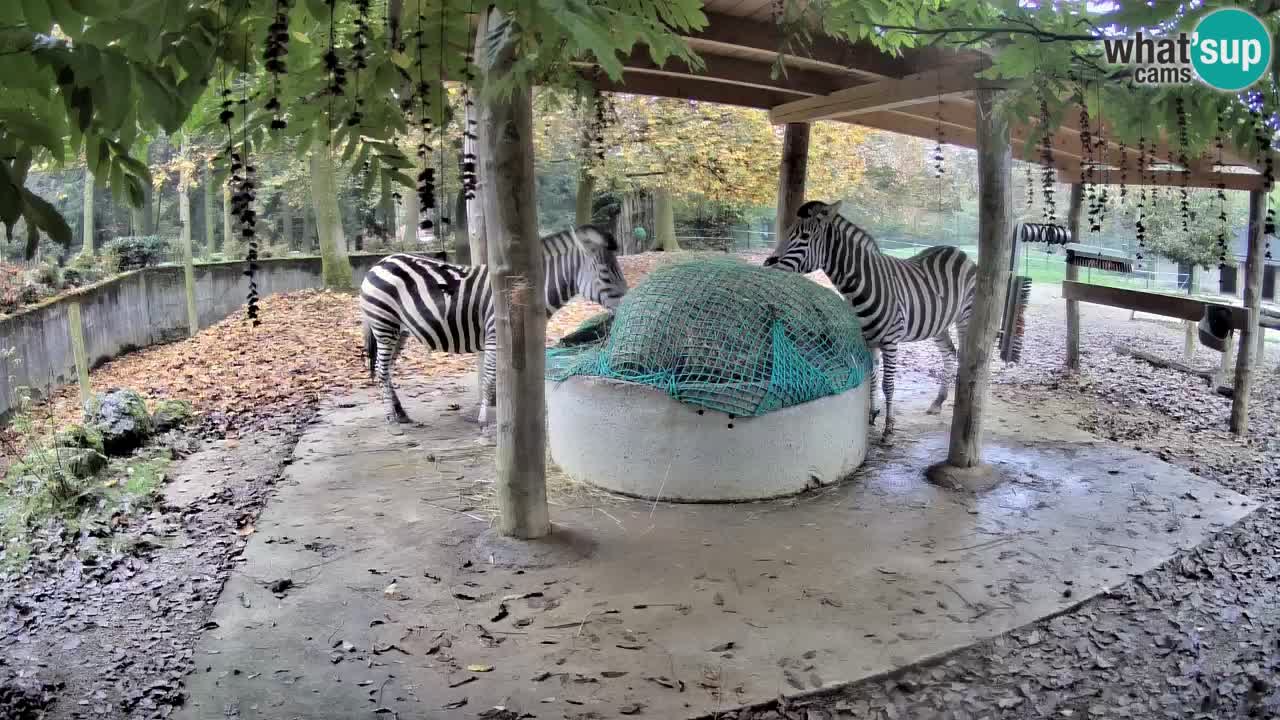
[360,225,627,425]
[764,200,977,442]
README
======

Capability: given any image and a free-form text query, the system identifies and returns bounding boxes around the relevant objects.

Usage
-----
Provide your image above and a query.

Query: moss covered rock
[54,424,106,455]
[84,389,153,456]
[151,399,194,432]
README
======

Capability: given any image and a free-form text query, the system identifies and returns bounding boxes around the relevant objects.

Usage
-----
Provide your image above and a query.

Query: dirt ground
[3,252,1279,720]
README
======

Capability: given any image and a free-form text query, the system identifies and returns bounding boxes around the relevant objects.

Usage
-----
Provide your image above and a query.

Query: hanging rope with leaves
[1175,96,1191,234]
[436,0,451,238]
[1091,84,1108,232]
[263,0,290,131]
[1135,128,1147,261]
[459,0,479,203]
[1215,135,1229,268]
[231,42,260,325]
[1254,97,1275,260]
[1037,82,1056,224]
[415,5,435,233]
[347,0,370,126]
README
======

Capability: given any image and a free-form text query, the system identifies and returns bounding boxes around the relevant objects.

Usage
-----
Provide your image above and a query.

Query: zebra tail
[363,320,376,380]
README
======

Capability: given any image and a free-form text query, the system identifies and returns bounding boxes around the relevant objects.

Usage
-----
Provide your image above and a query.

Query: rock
[84,389,154,456]
[55,424,106,455]
[151,399,194,433]
[61,447,107,479]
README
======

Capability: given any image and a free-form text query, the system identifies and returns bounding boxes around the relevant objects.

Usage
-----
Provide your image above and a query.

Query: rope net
[546,256,874,418]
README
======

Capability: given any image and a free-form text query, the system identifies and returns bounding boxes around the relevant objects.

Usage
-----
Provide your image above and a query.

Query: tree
[1124,186,1247,269]
[310,151,353,289]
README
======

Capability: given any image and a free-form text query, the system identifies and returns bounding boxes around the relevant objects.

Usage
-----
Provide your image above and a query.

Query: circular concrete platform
[546,376,871,502]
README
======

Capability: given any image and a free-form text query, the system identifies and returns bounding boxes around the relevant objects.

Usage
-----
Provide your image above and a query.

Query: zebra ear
[825,200,843,219]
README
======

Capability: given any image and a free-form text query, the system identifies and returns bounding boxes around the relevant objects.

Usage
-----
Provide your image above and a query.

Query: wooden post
[479,7,550,539]
[774,122,811,248]
[179,135,198,336]
[82,167,95,255]
[1181,266,1198,360]
[941,86,1012,471]
[203,167,217,256]
[1218,330,1235,386]
[1064,184,1084,370]
[222,185,233,255]
[67,301,91,405]
[402,174,420,246]
[575,170,595,227]
[654,188,679,251]
[468,13,490,399]
[1229,189,1267,434]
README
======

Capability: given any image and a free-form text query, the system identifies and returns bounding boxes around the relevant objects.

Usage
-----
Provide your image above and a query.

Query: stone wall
[0,254,385,418]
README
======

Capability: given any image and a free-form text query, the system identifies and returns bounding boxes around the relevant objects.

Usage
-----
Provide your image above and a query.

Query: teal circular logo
[1191,8,1272,91]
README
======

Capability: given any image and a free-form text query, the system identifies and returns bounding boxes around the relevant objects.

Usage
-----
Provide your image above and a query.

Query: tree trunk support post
[82,168,95,255]
[927,86,1012,489]
[479,8,550,540]
[179,135,198,337]
[655,188,679,252]
[774,122,811,249]
[1064,184,1084,370]
[67,301,91,405]
[1229,189,1267,435]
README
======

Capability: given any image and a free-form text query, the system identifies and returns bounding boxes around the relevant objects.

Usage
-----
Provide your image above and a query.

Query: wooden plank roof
[588,1,1268,192]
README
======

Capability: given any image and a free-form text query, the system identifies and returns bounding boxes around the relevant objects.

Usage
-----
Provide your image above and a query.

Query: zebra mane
[826,211,882,254]
[555,225,616,257]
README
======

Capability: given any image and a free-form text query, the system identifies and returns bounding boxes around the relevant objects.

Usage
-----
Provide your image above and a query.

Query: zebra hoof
[925,405,943,416]
[878,430,896,446]
[869,409,881,426]
[389,413,412,425]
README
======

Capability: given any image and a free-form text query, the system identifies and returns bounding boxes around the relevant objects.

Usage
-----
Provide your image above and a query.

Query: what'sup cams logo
[1102,8,1273,91]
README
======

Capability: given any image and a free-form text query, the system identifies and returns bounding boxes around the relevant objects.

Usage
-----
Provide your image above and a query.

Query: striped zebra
[360,225,627,425]
[764,200,977,443]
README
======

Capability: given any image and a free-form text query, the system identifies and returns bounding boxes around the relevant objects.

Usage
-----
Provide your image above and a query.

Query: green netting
[546,256,874,417]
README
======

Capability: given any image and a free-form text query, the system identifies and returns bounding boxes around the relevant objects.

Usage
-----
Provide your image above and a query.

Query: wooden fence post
[67,301,91,405]
[480,7,550,539]
[1230,189,1267,434]
[929,85,1011,484]
[774,122,811,249]
[1064,184,1084,370]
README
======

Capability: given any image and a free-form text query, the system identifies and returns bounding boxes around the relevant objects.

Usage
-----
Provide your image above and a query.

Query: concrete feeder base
[546,376,871,502]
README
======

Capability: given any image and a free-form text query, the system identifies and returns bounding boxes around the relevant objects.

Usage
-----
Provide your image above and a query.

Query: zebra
[763,200,977,443]
[359,225,628,426]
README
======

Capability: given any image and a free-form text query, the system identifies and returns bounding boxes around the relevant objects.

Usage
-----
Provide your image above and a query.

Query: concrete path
[177,377,1257,719]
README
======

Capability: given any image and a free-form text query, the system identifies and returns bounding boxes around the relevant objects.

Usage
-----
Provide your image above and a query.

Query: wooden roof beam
[608,51,848,97]
[769,63,992,125]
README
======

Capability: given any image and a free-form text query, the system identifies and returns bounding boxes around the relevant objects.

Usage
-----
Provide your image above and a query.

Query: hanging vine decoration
[436,0,452,235]
[932,72,945,182]
[1255,98,1275,260]
[1037,83,1055,223]
[231,43,260,326]
[1118,141,1127,204]
[1174,96,1190,234]
[459,1,478,202]
[322,0,347,139]
[263,0,290,131]
[1076,81,1097,233]
[1215,135,1228,268]
[1089,83,1107,232]
[347,0,371,126]
[415,5,435,232]
[1135,134,1146,260]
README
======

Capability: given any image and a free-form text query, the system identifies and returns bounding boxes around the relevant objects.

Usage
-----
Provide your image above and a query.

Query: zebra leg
[927,331,958,415]
[879,344,899,444]
[868,348,881,426]
[477,344,497,427]
[375,331,411,424]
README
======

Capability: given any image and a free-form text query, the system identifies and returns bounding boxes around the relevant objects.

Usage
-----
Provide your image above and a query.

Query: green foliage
[104,235,173,270]
[1121,187,1247,268]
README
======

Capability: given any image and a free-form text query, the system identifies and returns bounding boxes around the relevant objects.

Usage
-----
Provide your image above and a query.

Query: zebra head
[570,225,628,309]
[763,200,844,273]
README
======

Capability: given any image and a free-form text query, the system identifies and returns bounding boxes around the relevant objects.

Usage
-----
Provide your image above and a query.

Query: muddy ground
[2,262,1279,720]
